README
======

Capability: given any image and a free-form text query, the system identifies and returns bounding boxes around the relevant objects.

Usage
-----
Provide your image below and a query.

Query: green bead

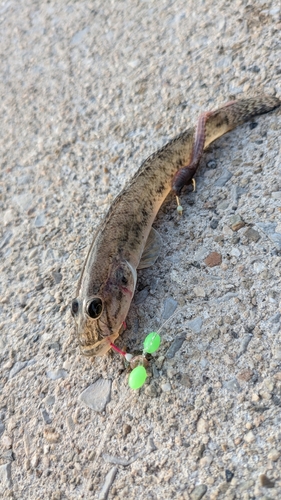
[128,366,147,390]
[143,332,161,354]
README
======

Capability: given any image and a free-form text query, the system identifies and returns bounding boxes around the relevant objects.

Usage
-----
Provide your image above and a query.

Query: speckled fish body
[71,95,280,356]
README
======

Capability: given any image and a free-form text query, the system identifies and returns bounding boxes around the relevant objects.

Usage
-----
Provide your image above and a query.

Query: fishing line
[110,305,186,390]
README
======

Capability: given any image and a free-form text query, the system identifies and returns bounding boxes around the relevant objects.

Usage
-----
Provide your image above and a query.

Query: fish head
[71,258,137,356]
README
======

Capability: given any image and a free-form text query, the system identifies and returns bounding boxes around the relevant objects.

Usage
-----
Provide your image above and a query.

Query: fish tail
[172,94,280,195]
[205,94,281,146]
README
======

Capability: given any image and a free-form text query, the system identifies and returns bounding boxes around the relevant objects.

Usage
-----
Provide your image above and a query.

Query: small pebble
[215,170,232,187]
[253,261,265,273]
[244,228,261,243]
[34,213,46,228]
[207,160,217,169]
[260,474,275,488]
[230,247,240,258]
[269,312,281,324]
[122,424,132,437]
[180,374,191,388]
[28,247,38,259]
[237,369,253,382]
[244,430,255,443]
[0,231,12,250]
[238,334,252,356]
[144,383,158,398]
[225,469,234,482]
[231,184,238,208]
[194,246,209,261]
[217,292,238,302]
[199,455,213,467]
[79,378,112,412]
[267,449,280,461]
[155,355,165,369]
[98,466,118,500]
[222,225,233,236]
[44,428,60,443]
[256,221,281,250]
[190,484,207,500]
[3,209,14,225]
[166,334,186,359]
[35,281,44,291]
[2,435,12,449]
[0,463,12,488]
[13,193,34,212]
[46,369,68,380]
[229,214,245,231]
[249,121,258,130]
[204,252,222,267]
[186,316,203,334]
[162,297,178,320]
[0,423,5,438]
[210,219,219,229]
[52,271,62,284]
[272,191,281,199]
[41,409,52,424]
[197,418,209,434]
[196,444,206,459]
[152,364,159,378]
[66,416,75,432]
[194,286,206,298]
[223,378,241,392]
[134,287,149,305]
[249,65,260,72]
[217,200,229,210]
[9,361,28,378]
[161,382,171,392]
[272,346,281,361]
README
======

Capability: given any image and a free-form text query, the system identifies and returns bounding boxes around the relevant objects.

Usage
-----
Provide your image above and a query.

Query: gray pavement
[0,1,281,498]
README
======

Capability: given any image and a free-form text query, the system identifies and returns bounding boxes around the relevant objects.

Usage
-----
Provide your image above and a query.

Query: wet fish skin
[71,94,280,356]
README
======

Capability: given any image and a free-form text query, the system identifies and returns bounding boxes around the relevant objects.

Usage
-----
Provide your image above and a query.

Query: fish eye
[121,275,128,285]
[87,298,103,319]
[71,299,79,316]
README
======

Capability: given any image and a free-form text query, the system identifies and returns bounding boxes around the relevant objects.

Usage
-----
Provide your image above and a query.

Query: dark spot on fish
[71,299,79,316]
[155,182,165,194]
[141,208,148,218]
[113,291,123,319]
[105,306,112,333]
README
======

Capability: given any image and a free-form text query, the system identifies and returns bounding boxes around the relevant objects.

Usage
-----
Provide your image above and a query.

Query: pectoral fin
[138,228,163,269]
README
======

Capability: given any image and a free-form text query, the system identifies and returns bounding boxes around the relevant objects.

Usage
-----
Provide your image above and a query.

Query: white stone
[79,379,112,412]
[194,286,206,298]
[244,430,255,443]
[197,418,209,434]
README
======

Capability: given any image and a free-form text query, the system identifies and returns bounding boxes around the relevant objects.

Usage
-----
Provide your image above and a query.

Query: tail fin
[205,94,280,147]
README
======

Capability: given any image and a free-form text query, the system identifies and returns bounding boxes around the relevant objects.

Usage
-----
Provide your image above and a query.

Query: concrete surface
[0,0,281,499]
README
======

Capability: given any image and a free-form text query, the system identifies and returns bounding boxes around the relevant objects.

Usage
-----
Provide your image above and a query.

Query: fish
[71,94,280,357]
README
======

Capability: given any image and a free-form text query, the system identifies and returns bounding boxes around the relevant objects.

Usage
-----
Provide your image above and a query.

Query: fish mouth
[76,316,121,357]
[79,332,120,357]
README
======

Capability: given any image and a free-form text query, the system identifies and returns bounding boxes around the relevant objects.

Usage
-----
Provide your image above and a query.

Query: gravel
[79,378,112,412]
[1,0,281,499]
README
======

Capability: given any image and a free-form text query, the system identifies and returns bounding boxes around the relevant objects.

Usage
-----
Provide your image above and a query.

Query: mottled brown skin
[71,94,280,356]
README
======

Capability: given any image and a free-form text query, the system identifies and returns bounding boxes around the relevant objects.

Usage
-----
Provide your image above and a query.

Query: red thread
[110,342,126,357]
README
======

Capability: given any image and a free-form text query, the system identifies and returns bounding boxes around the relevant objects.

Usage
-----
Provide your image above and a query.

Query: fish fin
[138,228,163,269]
[125,260,137,292]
